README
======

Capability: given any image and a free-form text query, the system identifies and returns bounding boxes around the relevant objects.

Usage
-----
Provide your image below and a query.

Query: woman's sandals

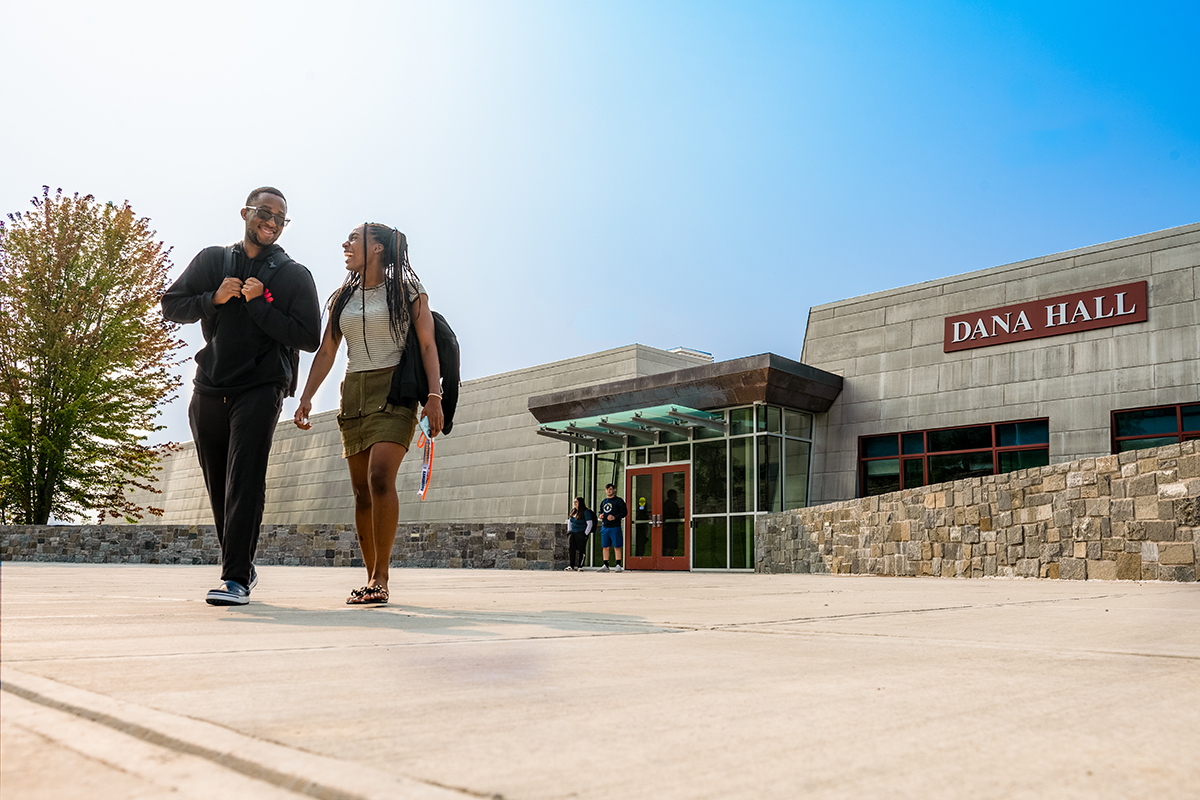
[346,585,389,605]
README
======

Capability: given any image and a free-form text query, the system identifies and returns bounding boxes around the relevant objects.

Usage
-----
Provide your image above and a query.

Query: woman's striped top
[339,279,425,373]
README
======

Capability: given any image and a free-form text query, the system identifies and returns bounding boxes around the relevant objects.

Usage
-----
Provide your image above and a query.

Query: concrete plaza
[2,563,1197,799]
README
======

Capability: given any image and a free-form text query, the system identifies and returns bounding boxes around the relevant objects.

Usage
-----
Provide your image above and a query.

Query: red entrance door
[624,465,690,571]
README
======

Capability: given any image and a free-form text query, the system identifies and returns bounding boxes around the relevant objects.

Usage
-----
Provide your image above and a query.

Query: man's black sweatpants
[189,383,285,589]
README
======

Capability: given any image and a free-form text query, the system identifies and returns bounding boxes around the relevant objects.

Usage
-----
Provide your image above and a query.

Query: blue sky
[1,1,1196,446]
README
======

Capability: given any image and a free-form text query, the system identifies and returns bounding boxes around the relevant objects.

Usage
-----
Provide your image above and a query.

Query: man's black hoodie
[162,242,321,396]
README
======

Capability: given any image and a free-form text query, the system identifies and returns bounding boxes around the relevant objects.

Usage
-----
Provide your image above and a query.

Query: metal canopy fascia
[528,353,844,425]
[536,404,725,444]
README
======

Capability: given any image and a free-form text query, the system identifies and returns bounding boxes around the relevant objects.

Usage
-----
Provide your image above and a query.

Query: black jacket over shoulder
[389,310,460,434]
[162,243,321,396]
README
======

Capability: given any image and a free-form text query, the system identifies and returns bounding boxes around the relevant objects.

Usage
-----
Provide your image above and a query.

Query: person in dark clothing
[661,488,682,557]
[162,187,321,606]
[565,497,594,571]
[597,483,627,572]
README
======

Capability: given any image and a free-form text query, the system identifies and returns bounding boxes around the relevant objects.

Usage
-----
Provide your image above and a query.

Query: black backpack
[388,310,461,434]
[223,246,302,397]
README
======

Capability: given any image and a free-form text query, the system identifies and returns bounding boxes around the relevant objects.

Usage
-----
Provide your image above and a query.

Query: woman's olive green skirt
[337,369,418,458]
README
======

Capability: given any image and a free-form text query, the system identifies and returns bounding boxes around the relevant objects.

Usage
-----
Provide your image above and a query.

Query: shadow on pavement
[216,601,676,639]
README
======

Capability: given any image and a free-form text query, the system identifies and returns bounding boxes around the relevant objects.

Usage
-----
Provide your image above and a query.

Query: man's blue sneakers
[206,581,249,606]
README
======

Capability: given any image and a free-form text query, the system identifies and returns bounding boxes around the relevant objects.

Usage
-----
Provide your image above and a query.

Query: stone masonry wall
[757,440,1200,581]
[1,522,568,570]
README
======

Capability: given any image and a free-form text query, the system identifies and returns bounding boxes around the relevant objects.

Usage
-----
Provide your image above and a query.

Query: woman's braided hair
[328,224,423,352]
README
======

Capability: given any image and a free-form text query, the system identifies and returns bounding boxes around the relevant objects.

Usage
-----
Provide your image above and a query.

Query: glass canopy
[537,404,726,445]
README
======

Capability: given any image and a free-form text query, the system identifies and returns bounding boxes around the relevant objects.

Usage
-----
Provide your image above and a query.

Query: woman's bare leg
[346,450,377,585]
[364,441,409,590]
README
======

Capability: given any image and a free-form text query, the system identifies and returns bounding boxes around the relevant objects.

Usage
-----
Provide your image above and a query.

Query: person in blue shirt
[564,497,595,571]
[597,483,628,572]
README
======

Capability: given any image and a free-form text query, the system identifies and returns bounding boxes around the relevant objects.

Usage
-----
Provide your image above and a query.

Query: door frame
[624,464,690,571]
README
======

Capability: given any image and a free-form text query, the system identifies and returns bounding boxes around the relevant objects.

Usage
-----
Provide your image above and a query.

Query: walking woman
[565,497,594,571]
[294,224,443,605]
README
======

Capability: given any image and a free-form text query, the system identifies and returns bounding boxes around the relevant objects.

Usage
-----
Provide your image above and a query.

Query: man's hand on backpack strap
[214,277,243,305]
[241,277,265,301]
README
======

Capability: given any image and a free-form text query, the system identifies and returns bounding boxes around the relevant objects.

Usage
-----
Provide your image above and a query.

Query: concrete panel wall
[801,223,1200,503]
[129,345,711,526]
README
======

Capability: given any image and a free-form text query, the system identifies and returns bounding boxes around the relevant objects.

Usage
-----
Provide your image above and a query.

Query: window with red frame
[1112,404,1200,453]
[859,419,1050,497]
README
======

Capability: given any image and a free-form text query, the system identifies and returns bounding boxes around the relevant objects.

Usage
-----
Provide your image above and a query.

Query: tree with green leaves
[0,187,184,524]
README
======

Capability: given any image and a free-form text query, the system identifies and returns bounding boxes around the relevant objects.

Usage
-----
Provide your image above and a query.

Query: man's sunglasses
[244,206,290,227]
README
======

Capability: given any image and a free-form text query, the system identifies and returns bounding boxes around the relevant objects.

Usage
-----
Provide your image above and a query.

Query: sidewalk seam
[0,669,481,800]
[0,678,369,800]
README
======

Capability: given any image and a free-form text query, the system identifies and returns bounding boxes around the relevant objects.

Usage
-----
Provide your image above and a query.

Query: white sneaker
[598,564,610,572]
[614,564,624,572]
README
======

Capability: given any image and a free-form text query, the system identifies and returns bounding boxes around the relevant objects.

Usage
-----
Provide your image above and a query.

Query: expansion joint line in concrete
[699,624,1200,663]
[0,679,365,800]
[0,674,485,800]
[697,592,1133,631]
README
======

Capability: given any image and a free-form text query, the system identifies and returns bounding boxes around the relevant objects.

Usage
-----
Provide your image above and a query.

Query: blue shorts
[600,527,623,549]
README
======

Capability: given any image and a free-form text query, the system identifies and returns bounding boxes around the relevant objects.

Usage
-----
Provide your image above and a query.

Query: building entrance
[625,465,690,570]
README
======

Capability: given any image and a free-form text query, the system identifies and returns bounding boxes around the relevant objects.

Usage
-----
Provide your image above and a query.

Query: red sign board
[944,281,1148,353]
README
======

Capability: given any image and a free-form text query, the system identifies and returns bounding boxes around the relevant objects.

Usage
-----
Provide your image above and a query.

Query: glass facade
[1112,403,1200,452]
[567,404,814,570]
[858,419,1050,497]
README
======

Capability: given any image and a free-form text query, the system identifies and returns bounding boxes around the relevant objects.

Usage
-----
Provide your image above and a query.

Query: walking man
[162,187,321,605]
[597,483,628,572]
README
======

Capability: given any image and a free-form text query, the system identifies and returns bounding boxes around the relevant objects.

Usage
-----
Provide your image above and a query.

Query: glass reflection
[730,515,753,569]
[928,451,993,483]
[927,426,991,452]
[631,473,653,558]
[694,440,727,514]
[1117,436,1177,453]
[662,471,686,558]
[998,448,1049,472]
[784,439,810,510]
[757,405,781,433]
[864,459,900,495]
[1115,407,1179,437]
[784,409,812,439]
[730,408,754,436]
[731,438,754,513]
[862,435,899,458]
[758,435,781,513]
[996,420,1049,447]
[902,457,925,488]
[694,517,727,569]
